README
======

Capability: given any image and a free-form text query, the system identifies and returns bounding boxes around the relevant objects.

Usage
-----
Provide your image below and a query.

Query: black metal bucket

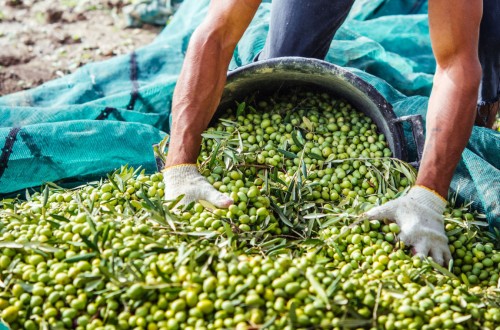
[155,57,424,170]
[217,57,424,167]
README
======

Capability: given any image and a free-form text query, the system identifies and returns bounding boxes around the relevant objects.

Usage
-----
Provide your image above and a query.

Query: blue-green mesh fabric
[0,0,498,229]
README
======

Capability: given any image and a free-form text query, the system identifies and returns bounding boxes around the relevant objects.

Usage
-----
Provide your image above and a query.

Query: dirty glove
[162,164,233,208]
[364,185,451,266]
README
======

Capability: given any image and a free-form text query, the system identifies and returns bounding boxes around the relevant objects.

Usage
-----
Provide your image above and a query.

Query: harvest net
[0,0,498,230]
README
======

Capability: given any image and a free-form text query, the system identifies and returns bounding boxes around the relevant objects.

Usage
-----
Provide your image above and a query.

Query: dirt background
[0,0,161,96]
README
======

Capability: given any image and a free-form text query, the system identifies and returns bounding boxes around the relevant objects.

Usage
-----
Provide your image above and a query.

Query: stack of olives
[1,89,498,330]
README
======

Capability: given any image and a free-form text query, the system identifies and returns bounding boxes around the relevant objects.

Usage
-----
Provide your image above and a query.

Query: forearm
[416,0,482,198]
[416,63,481,197]
[165,26,234,167]
[164,0,261,168]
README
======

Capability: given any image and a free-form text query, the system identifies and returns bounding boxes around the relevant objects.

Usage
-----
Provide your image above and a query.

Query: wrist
[163,129,203,169]
[408,185,447,215]
[162,163,197,173]
[412,185,447,204]
[415,177,448,199]
[162,164,201,185]
[163,146,199,168]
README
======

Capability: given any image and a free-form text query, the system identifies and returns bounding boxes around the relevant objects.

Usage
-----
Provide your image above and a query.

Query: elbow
[189,20,238,59]
[435,53,482,94]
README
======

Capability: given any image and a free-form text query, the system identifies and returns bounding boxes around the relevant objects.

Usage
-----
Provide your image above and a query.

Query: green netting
[0,0,498,230]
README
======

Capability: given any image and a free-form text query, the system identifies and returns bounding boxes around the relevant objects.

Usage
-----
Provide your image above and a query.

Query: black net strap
[127,51,140,110]
[19,130,42,158]
[95,107,126,121]
[0,127,21,179]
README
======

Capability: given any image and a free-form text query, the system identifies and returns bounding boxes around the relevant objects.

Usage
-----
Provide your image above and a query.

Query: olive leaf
[261,315,277,330]
[291,130,304,149]
[64,253,98,263]
[337,319,371,328]
[277,148,298,159]
[302,116,314,131]
[426,259,458,279]
[288,301,297,329]
[236,101,246,117]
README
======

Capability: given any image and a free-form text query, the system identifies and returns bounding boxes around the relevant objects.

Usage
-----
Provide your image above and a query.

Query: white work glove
[162,164,233,208]
[364,185,451,266]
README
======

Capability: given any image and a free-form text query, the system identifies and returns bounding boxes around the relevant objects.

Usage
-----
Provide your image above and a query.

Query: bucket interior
[217,58,407,161]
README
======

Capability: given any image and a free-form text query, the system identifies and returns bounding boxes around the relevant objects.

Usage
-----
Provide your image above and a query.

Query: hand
[364,185,451,266]
[162,164,233,208]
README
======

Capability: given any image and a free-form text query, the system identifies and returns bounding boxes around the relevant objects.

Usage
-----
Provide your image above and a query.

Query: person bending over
[162,0,499,266]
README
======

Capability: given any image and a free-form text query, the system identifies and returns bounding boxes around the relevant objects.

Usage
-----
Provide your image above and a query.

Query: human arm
[416,0,482,197]
[366,0,483,265]
[163,0,261,207]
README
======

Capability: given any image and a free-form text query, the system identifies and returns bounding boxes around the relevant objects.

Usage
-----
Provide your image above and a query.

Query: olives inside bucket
[215,57,424,167]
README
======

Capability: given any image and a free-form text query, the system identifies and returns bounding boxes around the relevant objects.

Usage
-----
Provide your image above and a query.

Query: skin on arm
[416,0,483,198]
[165,0,261,168]
[365,0,483,265]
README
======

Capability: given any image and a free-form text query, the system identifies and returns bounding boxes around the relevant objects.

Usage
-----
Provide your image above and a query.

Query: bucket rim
[226,56,396,119]
[221,56,408,161]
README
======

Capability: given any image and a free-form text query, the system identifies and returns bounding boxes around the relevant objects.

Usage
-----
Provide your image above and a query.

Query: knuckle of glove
[408,226,447,244]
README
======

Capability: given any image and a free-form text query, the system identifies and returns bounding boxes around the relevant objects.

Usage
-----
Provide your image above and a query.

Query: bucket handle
[391,115,425,168]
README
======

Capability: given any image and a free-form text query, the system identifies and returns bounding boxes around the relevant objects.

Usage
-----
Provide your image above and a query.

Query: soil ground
[0,0,161,96]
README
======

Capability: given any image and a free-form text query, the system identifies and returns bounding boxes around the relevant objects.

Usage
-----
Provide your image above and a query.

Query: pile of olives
[1,90,498,330]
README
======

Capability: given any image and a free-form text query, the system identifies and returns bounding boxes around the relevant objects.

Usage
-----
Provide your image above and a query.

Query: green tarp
[1,0,498,230]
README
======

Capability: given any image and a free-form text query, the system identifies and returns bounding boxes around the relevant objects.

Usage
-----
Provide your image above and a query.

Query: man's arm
[165,0,261,167]
[366,0,483,265]
[162,0,261,208]
[417,0,483,197]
